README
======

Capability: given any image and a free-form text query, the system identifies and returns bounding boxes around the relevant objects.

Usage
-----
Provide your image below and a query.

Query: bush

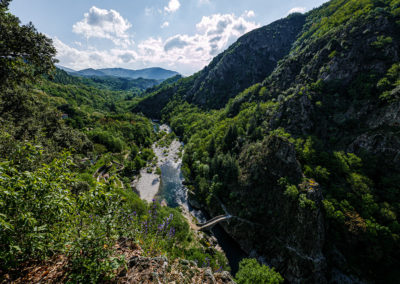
[284,185,299,199]
[371,35,393,49]
[235,258,284,284]
[88,129,126,153]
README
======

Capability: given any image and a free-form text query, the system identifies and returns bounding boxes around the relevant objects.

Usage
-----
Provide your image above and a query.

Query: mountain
[50,68,163,93]
[68,67,179,81]
[98,67,179,80]
[133,0,400,282]
[185,13,306,108]
[132,13,306,116]
[56,65,76,73]
[72,68,107,77]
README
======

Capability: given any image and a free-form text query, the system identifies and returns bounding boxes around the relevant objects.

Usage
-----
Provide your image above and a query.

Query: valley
[1,0,400,283]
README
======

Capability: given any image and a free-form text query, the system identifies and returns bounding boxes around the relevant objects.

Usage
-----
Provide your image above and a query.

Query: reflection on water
[159,160,186,207]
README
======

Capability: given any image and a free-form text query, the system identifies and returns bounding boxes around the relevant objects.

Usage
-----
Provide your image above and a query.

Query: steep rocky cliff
[230,136,326,283]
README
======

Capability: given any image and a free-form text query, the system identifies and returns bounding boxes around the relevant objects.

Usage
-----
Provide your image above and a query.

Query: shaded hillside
[186,13,306,108]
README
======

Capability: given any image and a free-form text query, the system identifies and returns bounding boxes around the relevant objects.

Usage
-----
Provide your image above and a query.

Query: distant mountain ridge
[57,66,180,81]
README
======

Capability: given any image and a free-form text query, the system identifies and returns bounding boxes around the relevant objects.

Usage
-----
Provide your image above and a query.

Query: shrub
[235,258,284,284]
[284,185,299,199]
[371,36,393,49]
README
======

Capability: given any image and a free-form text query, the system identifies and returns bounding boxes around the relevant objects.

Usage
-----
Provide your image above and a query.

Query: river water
[137,123,247,274]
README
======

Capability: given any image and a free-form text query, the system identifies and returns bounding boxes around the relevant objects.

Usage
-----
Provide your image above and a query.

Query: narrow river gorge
[133,123,247,274]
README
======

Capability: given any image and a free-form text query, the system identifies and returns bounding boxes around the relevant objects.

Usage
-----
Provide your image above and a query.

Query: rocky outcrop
[118,255,235,284]
[218,136,326,283]
[264,9,400,96]
[5,243,235,284]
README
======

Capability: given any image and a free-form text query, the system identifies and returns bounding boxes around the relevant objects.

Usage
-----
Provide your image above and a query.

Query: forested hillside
[134,0,400,282]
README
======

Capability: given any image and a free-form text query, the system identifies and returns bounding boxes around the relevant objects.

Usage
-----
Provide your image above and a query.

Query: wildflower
[168,227,175,238]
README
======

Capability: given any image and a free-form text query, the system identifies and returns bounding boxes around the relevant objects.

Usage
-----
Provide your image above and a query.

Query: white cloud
[161,21,170,28]
[72,6,133,47]
[244,10,255,18]
[56,12,260,75]
[287,7,307,15]
[164,0,180,13]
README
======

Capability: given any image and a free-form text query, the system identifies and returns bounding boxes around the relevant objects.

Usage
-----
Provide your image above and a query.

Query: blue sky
[10,0,328,75]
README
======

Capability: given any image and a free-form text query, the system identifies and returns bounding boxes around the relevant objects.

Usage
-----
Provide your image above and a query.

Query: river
[134,123,247,274]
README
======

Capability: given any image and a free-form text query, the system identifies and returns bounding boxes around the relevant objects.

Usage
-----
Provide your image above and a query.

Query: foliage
[235,258,284,284]
[0,138,224,280]
[378,63,400,102]
[0,1,56,85]
[371,35,393,49]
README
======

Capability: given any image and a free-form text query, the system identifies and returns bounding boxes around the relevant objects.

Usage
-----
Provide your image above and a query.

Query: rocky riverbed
[132,124,182,203]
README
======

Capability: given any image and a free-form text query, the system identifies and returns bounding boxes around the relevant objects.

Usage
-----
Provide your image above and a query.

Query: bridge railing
[196,214,231,230]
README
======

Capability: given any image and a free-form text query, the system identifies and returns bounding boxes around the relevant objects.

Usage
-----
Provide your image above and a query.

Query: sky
[10,0,329,75]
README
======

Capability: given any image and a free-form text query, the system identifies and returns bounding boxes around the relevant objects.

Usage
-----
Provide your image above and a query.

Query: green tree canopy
[0,0,56,86]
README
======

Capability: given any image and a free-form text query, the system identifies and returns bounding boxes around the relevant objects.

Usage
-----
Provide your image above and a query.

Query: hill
[49,68,163,94]
[62,66,180,81]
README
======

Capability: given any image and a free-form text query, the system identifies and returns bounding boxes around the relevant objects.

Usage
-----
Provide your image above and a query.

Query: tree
[222,124,238,153]
[235,258,284,284]
[0,0,57,86]
[207,136,216,157]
